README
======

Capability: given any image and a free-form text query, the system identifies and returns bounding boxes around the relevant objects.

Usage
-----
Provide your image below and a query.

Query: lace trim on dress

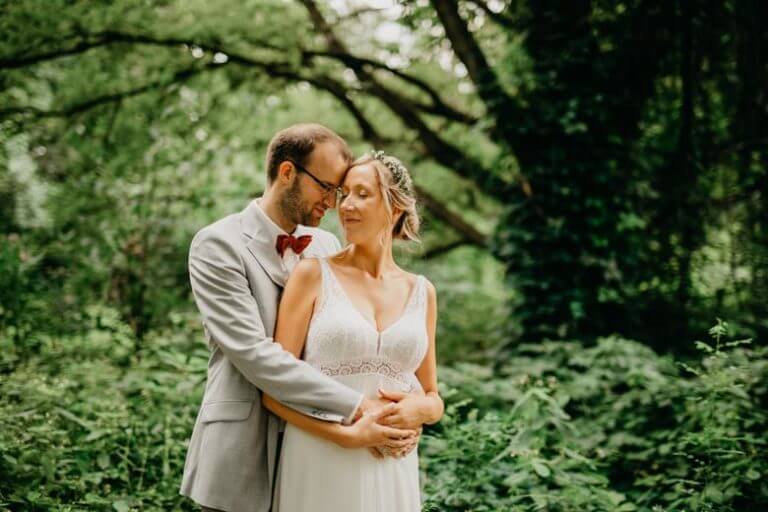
[312,358,416,390]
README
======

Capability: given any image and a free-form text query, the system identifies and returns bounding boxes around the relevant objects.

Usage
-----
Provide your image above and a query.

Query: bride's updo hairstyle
[349,150,421,244]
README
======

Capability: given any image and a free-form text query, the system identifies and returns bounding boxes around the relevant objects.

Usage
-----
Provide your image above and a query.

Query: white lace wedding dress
[274,257,428,512]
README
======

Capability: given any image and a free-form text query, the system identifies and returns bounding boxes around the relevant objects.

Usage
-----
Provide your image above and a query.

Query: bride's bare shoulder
[402,269,433,289]
[286,258,323,288]
[413,273,437,303]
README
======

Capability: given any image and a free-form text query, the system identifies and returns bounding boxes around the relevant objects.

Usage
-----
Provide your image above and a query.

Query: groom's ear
[277,161,296,184]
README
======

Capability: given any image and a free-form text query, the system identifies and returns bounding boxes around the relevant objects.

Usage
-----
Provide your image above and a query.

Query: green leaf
[531,459,551,478]
[113,500,131,512]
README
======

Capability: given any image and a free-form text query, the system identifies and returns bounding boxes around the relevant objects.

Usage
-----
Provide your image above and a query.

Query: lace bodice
[303,258,429,392]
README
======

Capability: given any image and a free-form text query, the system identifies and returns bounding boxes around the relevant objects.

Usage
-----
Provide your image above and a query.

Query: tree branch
[422,238,476,259]
[329,6,389,25]
[0,30,283,71]
[430,0,533,198]
[414,184,488,247]
[3,29,477,128]
[466,0,520,31]
[302,75,386,145]
[0,64,220,119]
[298,0,514,201]
[430,0,515,110]
[0,38,107,69]
[304,50,477,124]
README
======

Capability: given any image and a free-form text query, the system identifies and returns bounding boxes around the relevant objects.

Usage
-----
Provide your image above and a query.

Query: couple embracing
[180,123,443,512]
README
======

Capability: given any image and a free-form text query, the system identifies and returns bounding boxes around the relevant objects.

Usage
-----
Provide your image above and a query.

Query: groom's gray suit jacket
[180,199,363,512]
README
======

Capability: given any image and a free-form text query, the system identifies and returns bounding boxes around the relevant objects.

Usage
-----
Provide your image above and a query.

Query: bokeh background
[1,1,766,510]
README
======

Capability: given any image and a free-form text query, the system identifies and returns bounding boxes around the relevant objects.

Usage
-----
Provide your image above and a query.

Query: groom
[180,124,411,512]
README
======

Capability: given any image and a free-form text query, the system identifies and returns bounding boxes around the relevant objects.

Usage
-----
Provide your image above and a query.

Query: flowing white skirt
[273,373,421,512]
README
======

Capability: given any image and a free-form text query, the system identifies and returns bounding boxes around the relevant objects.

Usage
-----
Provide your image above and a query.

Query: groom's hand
[389,426,422,458]
[340,404,417,450]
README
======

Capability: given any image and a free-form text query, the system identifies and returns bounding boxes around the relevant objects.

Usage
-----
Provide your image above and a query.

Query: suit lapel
[241,199,289,288]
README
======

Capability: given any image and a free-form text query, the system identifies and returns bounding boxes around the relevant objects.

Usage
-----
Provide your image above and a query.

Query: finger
[368,447,383,459]
[383,415,419,430]
[380,425,417,439]
[384,438,414,449]
[382,415,406,429]
[374,410,400,427]
[370,403,398,421]
[378,388,407,401]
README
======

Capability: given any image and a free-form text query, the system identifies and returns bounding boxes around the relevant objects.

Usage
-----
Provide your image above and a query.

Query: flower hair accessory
[368,149,411,192]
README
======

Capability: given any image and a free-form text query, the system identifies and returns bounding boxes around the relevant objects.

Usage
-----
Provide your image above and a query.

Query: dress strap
[315,258,344,313]
[412,275,428,313]
[315,258,333,315]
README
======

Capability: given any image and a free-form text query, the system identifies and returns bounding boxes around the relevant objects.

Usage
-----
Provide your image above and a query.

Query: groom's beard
[280,179,316,226]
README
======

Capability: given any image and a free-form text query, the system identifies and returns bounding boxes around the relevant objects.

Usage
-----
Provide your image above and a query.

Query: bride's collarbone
[329,266,418,327]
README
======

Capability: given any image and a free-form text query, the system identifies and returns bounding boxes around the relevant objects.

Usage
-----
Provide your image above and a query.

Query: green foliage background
[1,0,766,510]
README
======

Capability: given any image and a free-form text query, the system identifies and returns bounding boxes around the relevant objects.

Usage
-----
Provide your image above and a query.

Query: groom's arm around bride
[180,222,371,512]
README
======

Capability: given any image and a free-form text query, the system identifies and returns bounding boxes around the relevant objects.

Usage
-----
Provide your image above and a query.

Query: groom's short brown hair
[265,123,352,184]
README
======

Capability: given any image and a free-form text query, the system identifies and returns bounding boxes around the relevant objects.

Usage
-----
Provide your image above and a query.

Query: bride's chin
[342,231,368,246]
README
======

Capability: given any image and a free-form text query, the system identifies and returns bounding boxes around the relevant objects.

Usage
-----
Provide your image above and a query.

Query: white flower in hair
[368,149,410,190]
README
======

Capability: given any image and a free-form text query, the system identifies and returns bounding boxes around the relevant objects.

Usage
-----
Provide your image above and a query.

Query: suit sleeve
[188,229,363,423]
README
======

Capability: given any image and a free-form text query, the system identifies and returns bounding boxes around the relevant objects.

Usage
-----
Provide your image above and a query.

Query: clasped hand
[350,388,429,459]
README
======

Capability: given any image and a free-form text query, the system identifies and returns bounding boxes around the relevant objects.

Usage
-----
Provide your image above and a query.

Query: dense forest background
[1,1,766,510]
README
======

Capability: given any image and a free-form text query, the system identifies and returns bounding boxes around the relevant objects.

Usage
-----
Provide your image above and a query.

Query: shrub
[424,322,767,511]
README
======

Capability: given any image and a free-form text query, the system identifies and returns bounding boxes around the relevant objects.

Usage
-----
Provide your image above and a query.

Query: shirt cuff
[342,393,365,425]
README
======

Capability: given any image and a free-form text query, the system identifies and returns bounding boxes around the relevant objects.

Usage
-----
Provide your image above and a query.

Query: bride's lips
[343,218,361,226]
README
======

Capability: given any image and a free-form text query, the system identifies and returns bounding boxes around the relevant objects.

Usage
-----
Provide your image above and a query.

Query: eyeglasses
[286,159,341,199]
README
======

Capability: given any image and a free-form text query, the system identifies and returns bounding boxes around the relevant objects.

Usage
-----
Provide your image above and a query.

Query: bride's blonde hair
[348,151,421,244]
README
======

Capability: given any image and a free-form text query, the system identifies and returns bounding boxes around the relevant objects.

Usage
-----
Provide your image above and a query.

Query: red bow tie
[276,234,313,257]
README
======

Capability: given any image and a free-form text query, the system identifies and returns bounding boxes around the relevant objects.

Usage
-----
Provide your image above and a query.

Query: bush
[1,317,765,511]
[425,321,767,511]
[0,308,207,511]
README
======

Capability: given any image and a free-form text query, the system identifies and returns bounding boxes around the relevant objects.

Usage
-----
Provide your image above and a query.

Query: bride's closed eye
[340,188,369,200]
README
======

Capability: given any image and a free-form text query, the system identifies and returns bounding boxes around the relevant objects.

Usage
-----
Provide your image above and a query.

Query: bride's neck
[343,240,396,279]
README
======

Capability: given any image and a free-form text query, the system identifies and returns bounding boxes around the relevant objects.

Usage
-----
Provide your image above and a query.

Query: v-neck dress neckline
[323,261,421,336]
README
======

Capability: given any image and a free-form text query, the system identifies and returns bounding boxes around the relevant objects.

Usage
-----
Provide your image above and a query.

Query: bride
[262,150,443,511]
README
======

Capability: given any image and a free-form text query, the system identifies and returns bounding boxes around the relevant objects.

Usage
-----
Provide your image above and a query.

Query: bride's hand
[354,395,396,421]
[341,404,417,450]
[375,389,430,430]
